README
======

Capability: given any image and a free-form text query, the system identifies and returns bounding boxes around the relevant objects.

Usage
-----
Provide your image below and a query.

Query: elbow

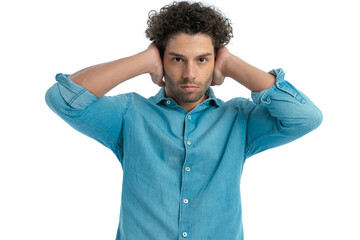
[45,84,67,116]
[310,107,323,131]
[297,105,323,134]
[280,105,323,138]
[45,84,58,112]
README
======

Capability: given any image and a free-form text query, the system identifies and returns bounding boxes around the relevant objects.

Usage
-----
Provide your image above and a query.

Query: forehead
[165,33,214,56]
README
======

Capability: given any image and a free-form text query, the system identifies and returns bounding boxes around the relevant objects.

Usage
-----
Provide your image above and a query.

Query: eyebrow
[168,52,212,58]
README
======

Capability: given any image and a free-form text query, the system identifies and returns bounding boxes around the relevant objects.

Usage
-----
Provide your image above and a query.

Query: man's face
[163,33,215,111]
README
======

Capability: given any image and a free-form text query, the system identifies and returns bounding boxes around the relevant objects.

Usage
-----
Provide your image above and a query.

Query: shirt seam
[245,128,280,158]
[113,93,133,152]
[121,93,134,120]
[58,80,78,95]
[244,102,281,158]
[68,88,87,106]
[71,116,119,151]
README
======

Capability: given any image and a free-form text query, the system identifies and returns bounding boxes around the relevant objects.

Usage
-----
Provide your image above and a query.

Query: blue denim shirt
[45,68,322,240]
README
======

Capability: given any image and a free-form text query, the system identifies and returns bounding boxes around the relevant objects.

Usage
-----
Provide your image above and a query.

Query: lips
[181,85,199,92]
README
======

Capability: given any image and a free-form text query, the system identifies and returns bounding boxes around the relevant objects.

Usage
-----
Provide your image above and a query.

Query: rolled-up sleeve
[45,74,131,161]
[245,68,323,159]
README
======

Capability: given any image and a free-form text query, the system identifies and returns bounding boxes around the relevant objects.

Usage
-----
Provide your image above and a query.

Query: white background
[1,0,359,239]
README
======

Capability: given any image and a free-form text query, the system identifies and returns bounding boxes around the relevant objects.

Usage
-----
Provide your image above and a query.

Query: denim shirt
[45,68,322,240]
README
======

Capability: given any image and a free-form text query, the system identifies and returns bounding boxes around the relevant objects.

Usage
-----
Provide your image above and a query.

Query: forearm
[68,50,154,98]
[224,54,276,92]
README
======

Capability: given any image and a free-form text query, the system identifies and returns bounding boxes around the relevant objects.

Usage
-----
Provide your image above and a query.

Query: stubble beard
[164,72,213,104]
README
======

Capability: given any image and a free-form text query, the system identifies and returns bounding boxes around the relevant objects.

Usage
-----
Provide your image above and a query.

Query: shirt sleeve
[244,68,323,159]
[45,73,132,161]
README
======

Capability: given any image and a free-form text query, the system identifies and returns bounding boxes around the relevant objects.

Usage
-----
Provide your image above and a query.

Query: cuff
[55,73,98,109]
[251,68,306,105]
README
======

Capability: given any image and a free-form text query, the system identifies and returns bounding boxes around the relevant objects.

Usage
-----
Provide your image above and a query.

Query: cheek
[164,65,181,80]
[202,65,215,79]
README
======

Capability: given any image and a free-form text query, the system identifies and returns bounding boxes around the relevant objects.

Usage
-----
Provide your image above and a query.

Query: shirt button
[185,167,191,172]
[187,115,191,120]
[183,199,189,204]
[186,140,191,146]
[182,232,188,237]
[166,100,171,104]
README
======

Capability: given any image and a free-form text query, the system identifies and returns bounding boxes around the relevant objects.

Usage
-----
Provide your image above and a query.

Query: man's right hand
[146,43,165,87]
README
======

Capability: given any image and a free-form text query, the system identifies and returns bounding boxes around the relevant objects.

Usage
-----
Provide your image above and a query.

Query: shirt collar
[153,87,222,107]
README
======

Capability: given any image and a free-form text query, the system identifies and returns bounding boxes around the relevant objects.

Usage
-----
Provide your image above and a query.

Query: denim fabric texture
[45,68,322,240]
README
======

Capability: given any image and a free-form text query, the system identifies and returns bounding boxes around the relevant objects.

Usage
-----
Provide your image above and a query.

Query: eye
[172,57,183,62]
[198,58,207,63]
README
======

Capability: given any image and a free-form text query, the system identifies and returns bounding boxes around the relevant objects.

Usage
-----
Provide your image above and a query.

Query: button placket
[180,113,194,240]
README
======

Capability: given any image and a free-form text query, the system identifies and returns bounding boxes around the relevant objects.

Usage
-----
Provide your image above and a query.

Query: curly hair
[145,1,233,57]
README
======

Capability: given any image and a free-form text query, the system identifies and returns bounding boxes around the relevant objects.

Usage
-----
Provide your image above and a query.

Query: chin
[177,92,206,103]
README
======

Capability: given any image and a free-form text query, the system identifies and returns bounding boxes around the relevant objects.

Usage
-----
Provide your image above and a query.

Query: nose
[182,62,196,81]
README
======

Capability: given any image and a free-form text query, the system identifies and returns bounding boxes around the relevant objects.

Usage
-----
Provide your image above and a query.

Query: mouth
[180,85,199,92]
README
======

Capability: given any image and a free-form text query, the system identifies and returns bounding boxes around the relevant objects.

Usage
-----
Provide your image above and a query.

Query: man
[45,1,322,239]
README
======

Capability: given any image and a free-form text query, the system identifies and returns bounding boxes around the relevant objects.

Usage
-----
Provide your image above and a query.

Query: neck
[181,95,207,112]
[164,88,208,112]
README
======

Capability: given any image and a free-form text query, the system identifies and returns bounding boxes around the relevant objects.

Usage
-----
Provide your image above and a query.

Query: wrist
[220,53,236,78]
[143,43,164,86]
[143,44,163,74]
[214,47,232,77]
